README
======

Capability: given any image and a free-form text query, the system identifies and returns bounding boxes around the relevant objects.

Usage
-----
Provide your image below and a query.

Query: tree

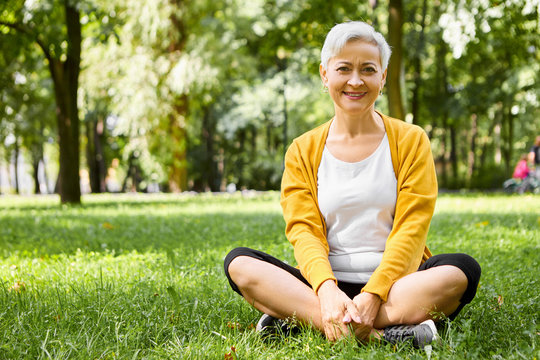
[3,0,537,193]
[83,103,107,193]
[387,0,405,119]
[1,0,84,203]
[435,0,539,186]
[0,25,56,194]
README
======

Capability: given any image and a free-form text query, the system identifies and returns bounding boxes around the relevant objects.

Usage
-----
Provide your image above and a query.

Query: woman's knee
[458,253,481,286]
[424,253,481,293]
[227,255,265,290]
[454,253,481,304]
[224,247,257,277]
[224,248,258,296]
[223,247,261,282]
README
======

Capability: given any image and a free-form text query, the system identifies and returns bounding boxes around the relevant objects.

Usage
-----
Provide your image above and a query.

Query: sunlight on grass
[0,192,538,359]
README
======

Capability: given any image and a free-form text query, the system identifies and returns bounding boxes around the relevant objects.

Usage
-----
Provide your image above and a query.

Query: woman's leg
[373,253,481,329]
[225,249,480,339]
[373,265,467,328]
[226,253,325,331]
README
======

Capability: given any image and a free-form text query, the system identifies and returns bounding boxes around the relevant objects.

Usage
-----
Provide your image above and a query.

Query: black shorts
[224,247,481,320]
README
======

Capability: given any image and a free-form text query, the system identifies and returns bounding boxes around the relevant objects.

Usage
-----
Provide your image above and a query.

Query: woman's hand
[317,280,362,341]
[344,292,382,341]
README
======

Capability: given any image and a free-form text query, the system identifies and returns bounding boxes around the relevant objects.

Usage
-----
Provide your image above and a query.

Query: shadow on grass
[0,207,538,257]
[0,210,287,258]
[431,210,538,227]
[0,192,278,211]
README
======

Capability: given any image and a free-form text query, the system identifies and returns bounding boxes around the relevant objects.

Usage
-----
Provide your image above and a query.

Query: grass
[0,192,538,359]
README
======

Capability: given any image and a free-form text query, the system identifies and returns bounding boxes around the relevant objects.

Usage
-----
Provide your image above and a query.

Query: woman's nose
[347,72,363,87]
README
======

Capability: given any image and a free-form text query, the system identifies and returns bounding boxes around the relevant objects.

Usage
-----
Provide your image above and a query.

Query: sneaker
[255,314,298,336]
[383,319,438,348]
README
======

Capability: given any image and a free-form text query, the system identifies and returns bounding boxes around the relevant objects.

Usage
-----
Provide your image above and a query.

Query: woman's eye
[363,67,376,73]
[337,67,350,72]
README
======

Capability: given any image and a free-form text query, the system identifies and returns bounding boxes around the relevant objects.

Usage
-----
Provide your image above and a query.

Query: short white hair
[320,21,391,71]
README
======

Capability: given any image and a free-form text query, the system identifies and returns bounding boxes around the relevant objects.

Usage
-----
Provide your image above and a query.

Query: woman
[224,21,481,347]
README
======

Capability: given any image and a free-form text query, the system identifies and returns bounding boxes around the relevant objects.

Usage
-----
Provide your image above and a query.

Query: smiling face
[320,40,387,117]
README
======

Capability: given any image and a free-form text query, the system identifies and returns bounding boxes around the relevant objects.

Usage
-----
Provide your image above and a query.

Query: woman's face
[320,40,386,116]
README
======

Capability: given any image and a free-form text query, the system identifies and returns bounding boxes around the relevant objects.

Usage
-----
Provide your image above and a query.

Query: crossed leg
[227,255,469,338]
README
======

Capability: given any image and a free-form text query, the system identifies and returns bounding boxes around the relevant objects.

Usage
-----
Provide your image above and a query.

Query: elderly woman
[224,21,481,347]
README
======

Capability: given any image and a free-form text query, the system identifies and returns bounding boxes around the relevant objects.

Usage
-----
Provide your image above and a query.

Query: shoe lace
[384,325,415,344]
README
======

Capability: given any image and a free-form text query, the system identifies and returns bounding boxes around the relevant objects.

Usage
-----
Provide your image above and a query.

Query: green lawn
[0,192,538,359]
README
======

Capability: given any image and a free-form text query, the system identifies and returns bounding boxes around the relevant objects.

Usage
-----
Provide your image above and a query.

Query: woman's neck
[331,108,385,138]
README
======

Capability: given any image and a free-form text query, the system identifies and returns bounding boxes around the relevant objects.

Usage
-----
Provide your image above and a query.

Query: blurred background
[0,0,539,203]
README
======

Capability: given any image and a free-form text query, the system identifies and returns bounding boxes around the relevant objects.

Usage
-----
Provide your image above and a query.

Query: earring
[323,86,328,93]
[379,89,383,95]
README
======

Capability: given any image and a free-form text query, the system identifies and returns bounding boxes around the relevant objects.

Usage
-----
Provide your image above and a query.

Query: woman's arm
[280,141,336,293]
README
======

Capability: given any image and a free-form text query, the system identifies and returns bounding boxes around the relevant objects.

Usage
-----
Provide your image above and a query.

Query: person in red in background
[513,154,530,180]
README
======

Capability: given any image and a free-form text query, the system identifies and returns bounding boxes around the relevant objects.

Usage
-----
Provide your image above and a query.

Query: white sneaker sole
[256,314,271,332]
[419,319,439,342]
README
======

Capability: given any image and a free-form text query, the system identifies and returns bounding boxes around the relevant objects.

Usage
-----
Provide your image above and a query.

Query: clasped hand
[317,280,381,342]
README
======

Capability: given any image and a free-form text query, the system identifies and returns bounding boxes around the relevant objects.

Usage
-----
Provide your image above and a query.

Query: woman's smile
[343,91,367,99]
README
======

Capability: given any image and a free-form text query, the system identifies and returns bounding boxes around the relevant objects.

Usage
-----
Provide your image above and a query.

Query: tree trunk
[42,156,50,194]
[47,1,82,203]
[32,155,41,194]
[218,147,225,192]
[86,116,106,193]
[440,114,448,187]
[250,125,257,159]
[121,152,142,192]
[265,113,273,154]
[13,139,20,194]
[467,114,478,183]
[168,104,188,192]
[450,123,458,184]
[237,128,246,188]
[434,11,450,187]
[94,117,106,192]
[494,121,502,165]
[31,122,46,194]
[501,102,515,176]
[167,3,189,192]
[387,0,405,120]
[86,119,96,192]
[410,0,427,125]
[201,106,219,191]
[282,68,288,160]
[478,121,496,172]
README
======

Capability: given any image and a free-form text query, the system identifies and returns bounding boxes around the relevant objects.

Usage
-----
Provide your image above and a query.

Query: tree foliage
[1,0,539,196]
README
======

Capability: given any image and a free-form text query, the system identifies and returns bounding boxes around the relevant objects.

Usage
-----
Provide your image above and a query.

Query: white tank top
[317,134,397,283]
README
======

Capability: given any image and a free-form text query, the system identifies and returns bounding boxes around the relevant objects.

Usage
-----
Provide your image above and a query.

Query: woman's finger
[324,318,349,341]
[324,323,337,341]
[345,302,363,324]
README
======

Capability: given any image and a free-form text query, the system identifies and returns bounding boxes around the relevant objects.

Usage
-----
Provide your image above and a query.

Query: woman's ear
[381,68,387,87]
[319,64,328,87]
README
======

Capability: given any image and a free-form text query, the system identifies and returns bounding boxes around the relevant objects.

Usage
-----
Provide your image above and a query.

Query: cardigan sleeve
[280,141,336,293]
[362,129,437,302]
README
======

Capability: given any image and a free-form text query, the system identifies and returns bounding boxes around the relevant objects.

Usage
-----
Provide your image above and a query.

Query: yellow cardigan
[280,112,436,302]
